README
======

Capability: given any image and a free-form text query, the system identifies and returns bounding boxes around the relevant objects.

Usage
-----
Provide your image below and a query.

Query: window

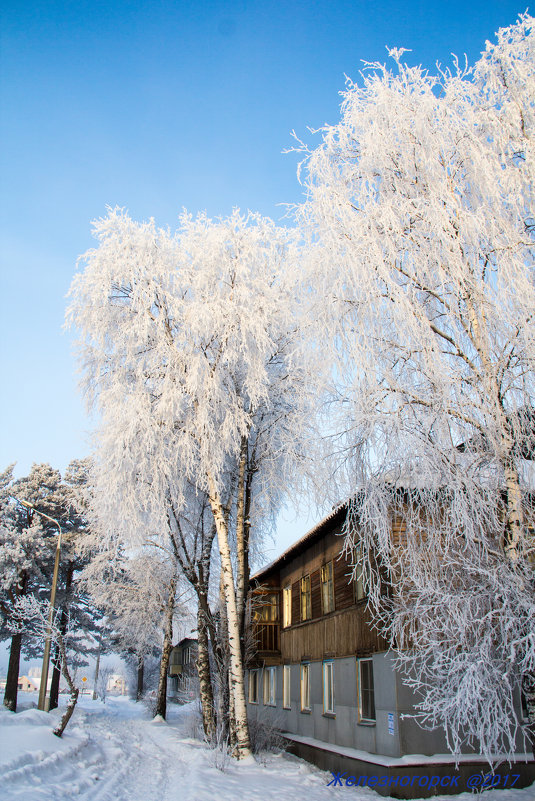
[300,575,311,621]
[300,663,311,711]
[353,544,366,602]
[321,561,335,614]
[248,669,259,704]
[323,661,335,714]
[357,658,375,722]
[282,585,292,627]
[256,592,278,621]
[283,665,291,709]
[263,666,276,706]
[183,646,190,664]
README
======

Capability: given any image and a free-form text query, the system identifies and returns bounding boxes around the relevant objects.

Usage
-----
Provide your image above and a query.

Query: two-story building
[168,637,198,702]
[245,504,534,797]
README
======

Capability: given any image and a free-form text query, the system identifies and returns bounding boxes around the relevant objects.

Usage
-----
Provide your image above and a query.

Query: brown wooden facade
[248,505,387,667]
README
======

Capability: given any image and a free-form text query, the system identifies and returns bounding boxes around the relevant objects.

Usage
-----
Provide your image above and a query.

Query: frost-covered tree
[165,482,219,738]
[46,458,106,711]
[0,464,56,711]
[79,525,191,720]
[1,460,110,712]
[67,208,310,758]
[297,14,535,760]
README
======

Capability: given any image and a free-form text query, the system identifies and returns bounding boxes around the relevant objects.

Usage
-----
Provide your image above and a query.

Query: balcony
[254,621,280,653]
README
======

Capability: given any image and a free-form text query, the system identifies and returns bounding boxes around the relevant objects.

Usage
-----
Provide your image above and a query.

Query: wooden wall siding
[279,604,386,662]
[252,573,280,591]
[249,512,391,663]
[334,554,355,610]
[279,526,345,588]
[391,517,406,547]
[311,570,321,618]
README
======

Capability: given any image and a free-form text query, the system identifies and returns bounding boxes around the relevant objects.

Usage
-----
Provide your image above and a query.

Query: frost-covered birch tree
[298,14,535,760]
[67,208,310,758]
[78,536,181,715]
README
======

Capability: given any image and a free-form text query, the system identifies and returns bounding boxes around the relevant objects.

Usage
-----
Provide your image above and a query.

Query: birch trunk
[197,597,216,740]
[208,475,252,759]
[155,576,176,719]
[501,452,535,756]
[236,436,248,639]
[503,457,524,562]
[215,584,230,742]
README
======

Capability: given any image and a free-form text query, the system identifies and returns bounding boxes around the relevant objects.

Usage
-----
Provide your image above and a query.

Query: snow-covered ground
[1,694,534,801]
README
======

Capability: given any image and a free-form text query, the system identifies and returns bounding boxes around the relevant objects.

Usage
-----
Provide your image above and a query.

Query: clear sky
[0,0,526,552]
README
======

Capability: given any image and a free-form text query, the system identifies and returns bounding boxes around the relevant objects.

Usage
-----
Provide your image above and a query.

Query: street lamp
[13,497,63,711]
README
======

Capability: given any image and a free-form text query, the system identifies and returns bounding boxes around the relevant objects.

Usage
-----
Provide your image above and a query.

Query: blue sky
[0,0,525,552]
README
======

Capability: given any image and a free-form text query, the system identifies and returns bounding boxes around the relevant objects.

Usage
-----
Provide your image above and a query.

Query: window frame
[263,666,276,706]
[321,561,335,614]
[323,660,335,715]
[256,592,278,622]
[300,575,311,621]
[283,665,291,709]
[300,663,311,712]
[282,585,292,628]
[248,669,259,704]
[357,657,376,723]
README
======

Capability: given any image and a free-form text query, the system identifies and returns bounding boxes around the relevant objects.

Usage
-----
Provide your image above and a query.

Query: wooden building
[245,504,534,797]
[168,637,198,702]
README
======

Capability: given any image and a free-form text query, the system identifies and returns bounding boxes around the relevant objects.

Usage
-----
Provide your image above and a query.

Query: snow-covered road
[1,695,337,801]
[1,695,534,801]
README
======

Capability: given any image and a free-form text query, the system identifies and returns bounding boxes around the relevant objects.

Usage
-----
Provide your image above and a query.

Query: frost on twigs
[298,12,535,763]
[67,207,315,760]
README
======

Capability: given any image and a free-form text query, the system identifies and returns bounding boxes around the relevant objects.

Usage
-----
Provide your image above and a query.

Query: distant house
[245,504,534,797]
[106,674,127,695]
[16,675,40,692]
[168,638,198,702]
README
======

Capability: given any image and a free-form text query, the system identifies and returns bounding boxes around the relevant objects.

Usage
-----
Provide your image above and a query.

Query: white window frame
[300,663,311,711]
[282,585,292,627]
[263,666,276,706]
[283,665,291,709]
[323,660,335,715]
[248,669,259,704]
[357,658,376,723]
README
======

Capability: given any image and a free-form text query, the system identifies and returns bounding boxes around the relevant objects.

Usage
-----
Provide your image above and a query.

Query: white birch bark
[208,475,252,759]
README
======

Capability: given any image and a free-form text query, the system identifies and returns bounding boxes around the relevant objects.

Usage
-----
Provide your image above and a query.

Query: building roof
[175,637,197,648]
[251,502,348,584]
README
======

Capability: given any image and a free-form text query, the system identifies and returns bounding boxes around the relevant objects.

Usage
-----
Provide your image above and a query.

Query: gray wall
[246,652,531,759]
[247,653,412,758]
